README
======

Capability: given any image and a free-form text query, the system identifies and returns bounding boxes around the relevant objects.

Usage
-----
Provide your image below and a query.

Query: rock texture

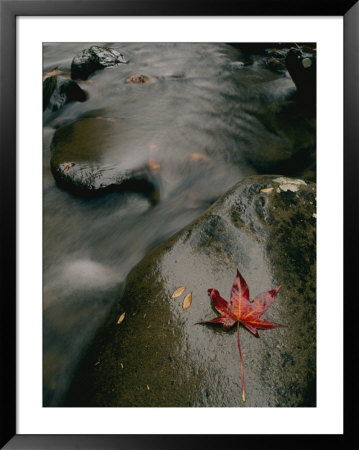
[71,46,128,80]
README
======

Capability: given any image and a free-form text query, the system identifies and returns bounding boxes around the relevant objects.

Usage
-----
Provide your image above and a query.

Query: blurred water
[43,42,315,406]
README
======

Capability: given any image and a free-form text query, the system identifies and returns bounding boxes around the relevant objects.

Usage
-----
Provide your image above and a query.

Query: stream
[43,42,315,406]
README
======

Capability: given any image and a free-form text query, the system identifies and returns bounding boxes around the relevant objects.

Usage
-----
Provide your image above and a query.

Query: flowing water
[43,42,315,406]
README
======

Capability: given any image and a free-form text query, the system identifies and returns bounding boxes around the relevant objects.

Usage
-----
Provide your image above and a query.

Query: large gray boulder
[66,175,316,407]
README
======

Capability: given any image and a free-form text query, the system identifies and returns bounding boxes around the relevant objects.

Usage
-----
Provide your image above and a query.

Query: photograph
[43,41,316,408]
[2,1,353,445]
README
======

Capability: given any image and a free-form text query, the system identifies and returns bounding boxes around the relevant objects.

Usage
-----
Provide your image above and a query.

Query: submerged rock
[44,76,87,112]
[71,46,128,80]
[43,75,57,111]
[126,74,157,84]
[65,175,316,407]
[50,118,156,197]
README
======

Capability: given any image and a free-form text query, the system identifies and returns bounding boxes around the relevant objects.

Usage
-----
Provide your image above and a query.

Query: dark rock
[71,46,128,80]
[46,76,87,112]
[229,43,306,55]
[50,118,157,198]
[285,48,316,99]
[65,175,316,407]
[266,57,286,73]
[43,75,57,111]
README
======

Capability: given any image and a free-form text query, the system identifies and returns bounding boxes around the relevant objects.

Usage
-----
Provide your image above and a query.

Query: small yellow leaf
[171,286,186,298]
[260,187,274,193]
[183,292,192,310]
[149,159,161,173]
[117,312,126,324]
[146,385,150,390]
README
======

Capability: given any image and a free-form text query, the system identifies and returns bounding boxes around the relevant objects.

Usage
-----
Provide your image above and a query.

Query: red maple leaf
[202,268,285,402]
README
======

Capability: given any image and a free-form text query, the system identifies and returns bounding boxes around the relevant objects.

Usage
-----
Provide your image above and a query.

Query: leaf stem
[237,322,246,403]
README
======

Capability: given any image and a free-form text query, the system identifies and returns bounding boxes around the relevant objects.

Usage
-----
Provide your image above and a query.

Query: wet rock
[65,175,316,407]
[43,75,57,111]
[266,58,286,73]
[45,76,87,112]
[229,43,315,55]
[71,46,128,80]
[126,74,157,84]
[50,118,156,197]
[285,48,316,99]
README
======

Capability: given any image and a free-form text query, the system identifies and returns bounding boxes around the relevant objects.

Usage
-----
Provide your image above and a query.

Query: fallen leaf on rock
[117,312,126,325]
[171,286,186,298]
[183,293,192,310]
[62,162,75,173]
[200,268,285,403]
[260,187,274,193]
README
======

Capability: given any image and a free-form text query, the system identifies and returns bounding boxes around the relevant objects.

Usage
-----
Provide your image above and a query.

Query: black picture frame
[1,0,356,448]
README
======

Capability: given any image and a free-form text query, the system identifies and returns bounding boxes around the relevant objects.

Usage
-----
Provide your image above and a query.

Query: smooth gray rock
[65,175,316,407]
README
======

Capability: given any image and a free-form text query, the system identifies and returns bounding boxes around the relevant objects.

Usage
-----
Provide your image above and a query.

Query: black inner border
[1,0,356,448]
